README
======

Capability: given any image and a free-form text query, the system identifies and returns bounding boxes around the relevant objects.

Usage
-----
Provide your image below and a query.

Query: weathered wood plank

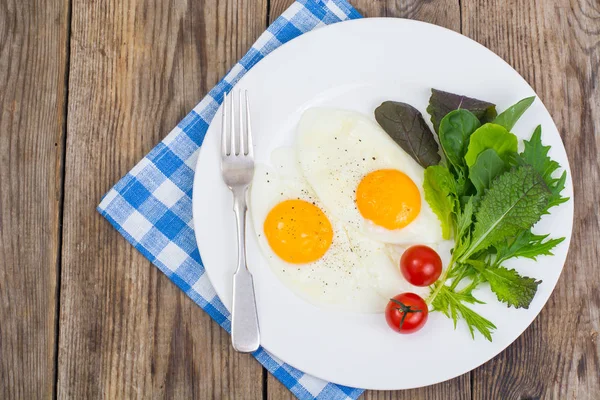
[265,1,466,398]
[0,0,69,398]
[349,0,461,31]
[462,0,600,398]
[270,0,461,31]
[58,0,267,398]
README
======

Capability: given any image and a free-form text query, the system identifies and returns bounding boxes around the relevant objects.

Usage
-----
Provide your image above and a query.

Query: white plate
[193,18,574,390]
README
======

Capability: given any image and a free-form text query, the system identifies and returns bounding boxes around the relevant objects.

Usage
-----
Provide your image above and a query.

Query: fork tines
[221,91,254,157]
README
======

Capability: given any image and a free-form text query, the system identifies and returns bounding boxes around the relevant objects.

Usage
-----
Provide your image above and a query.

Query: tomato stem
[389,298,422,330]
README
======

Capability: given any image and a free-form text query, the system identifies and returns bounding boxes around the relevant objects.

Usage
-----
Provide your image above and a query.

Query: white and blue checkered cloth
[98,1,364,399]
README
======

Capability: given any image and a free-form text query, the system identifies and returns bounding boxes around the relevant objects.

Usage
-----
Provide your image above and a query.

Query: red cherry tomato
[400,245,442,286]
[385,293,428,334]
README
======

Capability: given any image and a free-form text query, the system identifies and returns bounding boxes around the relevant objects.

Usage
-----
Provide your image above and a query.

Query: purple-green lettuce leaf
[375,101,441,168]
[427,89,497,133]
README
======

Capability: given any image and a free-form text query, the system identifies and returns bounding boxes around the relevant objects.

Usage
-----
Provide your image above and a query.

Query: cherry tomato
[385,293,428,334]
[400,245,442,286]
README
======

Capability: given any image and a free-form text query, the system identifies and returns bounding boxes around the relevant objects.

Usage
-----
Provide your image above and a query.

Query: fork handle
[231,186,260,353]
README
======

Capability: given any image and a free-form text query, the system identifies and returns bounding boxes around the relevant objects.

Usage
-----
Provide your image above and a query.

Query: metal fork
[220,90,260,353]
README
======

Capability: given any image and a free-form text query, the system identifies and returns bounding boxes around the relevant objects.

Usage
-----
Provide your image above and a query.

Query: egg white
[296,108,444,244]
[249,147,428,313]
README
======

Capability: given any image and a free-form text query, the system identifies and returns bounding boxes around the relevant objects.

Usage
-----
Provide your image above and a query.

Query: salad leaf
[454,169,469,199]
[469,149,507,194]
[520,126,569,210]
[521,126,559,180]
[456,196,475,241]
[460,165,551,260]
[412,91,569,341]
[427,89,497,133]
[464,123,518,168]
[475,263,540,309]
[545,172,568,210]
[546,172,569,210]
[439,109,481,170]
[374,101,441,168]
[423,165,456,239]
[493,96,536,131]
[494,230,565,263]
[432,285,496,341]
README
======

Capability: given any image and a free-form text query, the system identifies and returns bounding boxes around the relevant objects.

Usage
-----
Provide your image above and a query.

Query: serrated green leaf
[516,235,564,259]
[493,96,535,131]
[456,196,475,240]
[431,287,451,316]
[469,148,508,194]
[521,126,569,211]
[547,171,569,210]
[521,126,559,180]
[432,286,496,341]
[460,166,551,260]
[423,165,457,240]
[439,109,481,170]
[495,230,565,263]
[464,123,519,168]
[478,265,540,309]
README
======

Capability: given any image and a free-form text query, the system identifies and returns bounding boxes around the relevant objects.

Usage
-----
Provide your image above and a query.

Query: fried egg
[296,108,443,244]
[249,147,427,312]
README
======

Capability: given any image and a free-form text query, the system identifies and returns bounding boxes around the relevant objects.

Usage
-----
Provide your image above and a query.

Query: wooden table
[1,0,599,398]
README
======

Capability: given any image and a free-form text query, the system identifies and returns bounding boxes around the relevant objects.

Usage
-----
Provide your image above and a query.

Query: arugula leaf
[494,230,565,263]
[439,109,481,170]
[431,286,496,341]
[546,172,569,210]
[374,101,441,168]
[456,196,475,241]
[423,166,456,239]
[464,123,518,167]
[521,125,569,210]
[469,149,507,194]
[427,89,497,133]
[460,166,551,260]
[493,96,535,131]
[477,264,540,309]
[521,125,559,180]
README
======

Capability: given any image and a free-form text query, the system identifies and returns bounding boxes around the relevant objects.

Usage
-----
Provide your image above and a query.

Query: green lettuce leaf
[460,165,551,260]
[520,125,569,210]
[494,230,565,263]
[439,109,481,170]
[493,96,535,131]
[423,165,456,239]
[427,89,497,134]
[464,123,518,167]
[469,148,507,194]
[456,196,475,241]
[374,101,441,168]
[477,264,540,309]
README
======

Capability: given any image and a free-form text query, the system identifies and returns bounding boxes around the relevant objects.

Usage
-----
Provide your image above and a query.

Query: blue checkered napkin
[98,1,364,399]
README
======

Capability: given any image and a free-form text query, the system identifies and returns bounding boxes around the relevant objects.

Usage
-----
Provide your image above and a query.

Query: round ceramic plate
[192,18,574,390]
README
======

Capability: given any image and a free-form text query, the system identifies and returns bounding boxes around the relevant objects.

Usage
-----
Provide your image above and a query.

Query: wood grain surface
[0,0,69,398]
[463,1,600,399]
[1,0,598,399]
[57,0,266,398]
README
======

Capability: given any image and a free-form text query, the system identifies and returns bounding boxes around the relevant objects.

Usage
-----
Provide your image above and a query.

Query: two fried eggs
[250,108,444,312]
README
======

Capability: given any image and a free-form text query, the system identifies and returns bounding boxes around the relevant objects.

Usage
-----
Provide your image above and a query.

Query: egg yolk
[264,199,333,264]
[356,169,421,230]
